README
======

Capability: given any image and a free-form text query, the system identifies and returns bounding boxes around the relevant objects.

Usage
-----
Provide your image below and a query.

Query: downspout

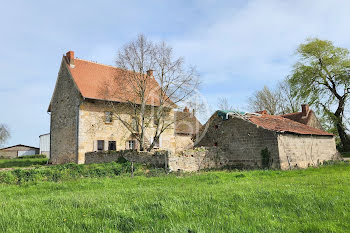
[48,112,51,163]
[76,101,82,164]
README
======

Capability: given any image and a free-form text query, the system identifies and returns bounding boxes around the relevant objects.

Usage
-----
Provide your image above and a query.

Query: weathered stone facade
[49,58,82,164]
[278,134,339,169]
[174,134,194,153]
[195,114,281,168]
[191,112,338,170]
[49,54,194,164]
[78,100,176,164]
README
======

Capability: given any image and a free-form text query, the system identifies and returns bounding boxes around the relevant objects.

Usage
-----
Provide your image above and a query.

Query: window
[97,140,104,151]
[108,141,117,150]
[128,140,136,150]
[105,112,113,123]
[108,141,116,151]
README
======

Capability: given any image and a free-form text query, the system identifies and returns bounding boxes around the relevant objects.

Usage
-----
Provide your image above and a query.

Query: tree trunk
[336,118,350,151]
[334,100,350,151]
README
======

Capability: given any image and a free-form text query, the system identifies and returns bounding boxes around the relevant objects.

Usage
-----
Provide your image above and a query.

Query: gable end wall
[50,59,82,164]
[195,114,280,168]
[277,134,337,169]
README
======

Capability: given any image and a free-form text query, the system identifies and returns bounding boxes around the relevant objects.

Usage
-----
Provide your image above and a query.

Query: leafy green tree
[288,38,350,151]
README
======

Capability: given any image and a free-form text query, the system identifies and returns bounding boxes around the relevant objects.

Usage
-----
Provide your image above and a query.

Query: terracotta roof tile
[67,57,171,106]
[280,111,313,125]
[248,114,333,136]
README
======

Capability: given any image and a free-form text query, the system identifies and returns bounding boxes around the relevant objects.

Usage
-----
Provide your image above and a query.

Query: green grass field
[0,163,349,232]
[342,152,350,158]
[0,158,48,168]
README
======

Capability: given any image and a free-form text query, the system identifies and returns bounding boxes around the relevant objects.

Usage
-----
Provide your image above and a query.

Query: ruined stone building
[48,51,200,164]
[193,111,338,170]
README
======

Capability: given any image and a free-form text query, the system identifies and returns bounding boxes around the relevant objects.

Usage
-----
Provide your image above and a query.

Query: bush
[0,161,163,185]
[18,154,47,159]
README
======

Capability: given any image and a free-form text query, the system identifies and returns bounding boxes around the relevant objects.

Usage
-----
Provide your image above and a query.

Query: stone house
[280,104,323,130]
[48,51,200,164]
[0,144,40,159]
[175,107,202,152]
[194,111,338,170]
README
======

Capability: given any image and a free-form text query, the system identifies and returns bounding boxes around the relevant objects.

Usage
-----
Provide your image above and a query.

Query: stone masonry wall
[168,147,218,172]
[85,150,168,167]
[50,58,82,164]
[78,101,176,164]
[194,114,280,169]
[175,134,194,153]
[278,134,338,169]
[306,112,324,130]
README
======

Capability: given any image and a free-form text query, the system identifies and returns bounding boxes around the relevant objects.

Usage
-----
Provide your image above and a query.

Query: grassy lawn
[0,158,48,168]
[341,152,350,158]
[0,163,349,232]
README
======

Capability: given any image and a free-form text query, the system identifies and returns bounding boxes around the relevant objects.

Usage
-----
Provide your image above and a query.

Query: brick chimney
[301,104,309,117]
[183,106,189,113]
[66,51,75,68]
[257,110,268,115]
[146,69,153,76]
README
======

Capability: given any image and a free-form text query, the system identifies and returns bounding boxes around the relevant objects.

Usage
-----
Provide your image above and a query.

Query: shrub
[0,161,166,185]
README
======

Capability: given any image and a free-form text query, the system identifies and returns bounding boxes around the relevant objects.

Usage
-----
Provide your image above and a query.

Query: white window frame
[105,112,113,123]
[128,140,136,150]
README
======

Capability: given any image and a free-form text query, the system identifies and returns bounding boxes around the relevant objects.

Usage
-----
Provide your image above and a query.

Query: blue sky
[1,0,350,147]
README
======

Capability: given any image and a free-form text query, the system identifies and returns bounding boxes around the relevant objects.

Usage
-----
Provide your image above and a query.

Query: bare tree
[0,124,10,147]
[217,97,235,111]
[248,86,281,115]
[277,78,303,114]
[100,34,200,151]
[247,80,302,115]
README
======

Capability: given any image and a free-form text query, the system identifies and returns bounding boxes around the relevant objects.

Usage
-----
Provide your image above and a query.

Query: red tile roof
[280,111,312,125]
[248,114,333,136]
[67,57,171,106]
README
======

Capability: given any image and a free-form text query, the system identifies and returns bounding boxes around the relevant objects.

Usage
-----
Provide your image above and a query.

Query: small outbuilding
[194,111,339,169]
[0,144,40,159]
[39,133,50,158]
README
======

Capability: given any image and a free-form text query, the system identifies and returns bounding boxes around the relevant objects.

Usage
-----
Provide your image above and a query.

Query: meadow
[0,162,349,232]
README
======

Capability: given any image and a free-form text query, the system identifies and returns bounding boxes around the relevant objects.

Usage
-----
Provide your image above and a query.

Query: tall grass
[0,163,349,232]
[0,158,48,168]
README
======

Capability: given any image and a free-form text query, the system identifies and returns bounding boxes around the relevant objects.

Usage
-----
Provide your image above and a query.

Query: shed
[194,111,339,169]
[0,145,40,159]
[39,133,50,158]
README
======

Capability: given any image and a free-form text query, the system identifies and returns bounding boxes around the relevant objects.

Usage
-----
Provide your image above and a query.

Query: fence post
[131,161,134,178]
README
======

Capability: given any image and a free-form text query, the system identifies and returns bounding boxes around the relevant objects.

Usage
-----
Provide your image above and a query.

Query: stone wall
[278,134,339,169]
[85,150,168,167]
[175,134,194,153]
[78,100,176,164]
[50,58,82,164]
[306,112,324,130]
[194,114,281,169]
